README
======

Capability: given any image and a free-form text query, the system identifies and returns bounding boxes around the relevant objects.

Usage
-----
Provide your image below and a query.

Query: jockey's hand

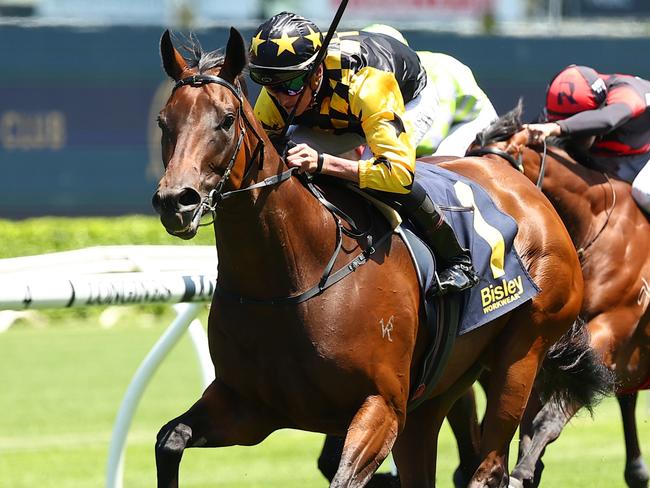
[523,123,561,144]
[286,142,321,174]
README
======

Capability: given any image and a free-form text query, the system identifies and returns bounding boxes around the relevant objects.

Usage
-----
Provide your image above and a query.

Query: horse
[461,103,650,488]
[151,28,585,487]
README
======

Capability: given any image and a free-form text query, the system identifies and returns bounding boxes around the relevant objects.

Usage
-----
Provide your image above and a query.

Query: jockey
[363,23,498,157]
[248,12,479,294]
[526,64,650,214]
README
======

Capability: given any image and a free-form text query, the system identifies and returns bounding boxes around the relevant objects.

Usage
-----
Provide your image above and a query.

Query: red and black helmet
[248,12,323,87]
[545,65,607,121]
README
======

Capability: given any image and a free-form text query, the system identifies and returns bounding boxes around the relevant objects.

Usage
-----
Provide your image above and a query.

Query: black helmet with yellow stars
[249,12,323,87]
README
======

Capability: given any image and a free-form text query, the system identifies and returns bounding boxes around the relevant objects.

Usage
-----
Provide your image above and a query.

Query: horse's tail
[535,317,615,415]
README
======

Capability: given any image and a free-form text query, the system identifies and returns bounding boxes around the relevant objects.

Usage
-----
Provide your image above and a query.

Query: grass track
[0,314,648,487]
[0,217,648,486]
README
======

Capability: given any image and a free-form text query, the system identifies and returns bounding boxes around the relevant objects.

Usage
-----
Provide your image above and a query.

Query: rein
[467,146,524,174]
[468,137,616,260]
[467,140,547,189]
[576,172,616,260]
[172,73,380,306]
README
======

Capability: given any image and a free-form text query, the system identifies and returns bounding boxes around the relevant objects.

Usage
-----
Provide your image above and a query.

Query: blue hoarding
[1,23,648,217]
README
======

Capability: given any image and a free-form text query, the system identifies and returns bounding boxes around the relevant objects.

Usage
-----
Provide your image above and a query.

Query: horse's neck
[527,148,598,245]
[214,129,333,297]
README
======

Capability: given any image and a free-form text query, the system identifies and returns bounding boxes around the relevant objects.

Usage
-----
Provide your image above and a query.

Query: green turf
[0,216,215,259]
[0,313,648,487]
[1,217,648,486]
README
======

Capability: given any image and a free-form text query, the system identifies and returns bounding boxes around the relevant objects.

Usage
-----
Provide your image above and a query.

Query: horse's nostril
[152,192,162,212]
[178,187,201,208]
[151,187,201,214]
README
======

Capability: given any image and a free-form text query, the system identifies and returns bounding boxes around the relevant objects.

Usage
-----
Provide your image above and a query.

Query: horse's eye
[220,114,235,131]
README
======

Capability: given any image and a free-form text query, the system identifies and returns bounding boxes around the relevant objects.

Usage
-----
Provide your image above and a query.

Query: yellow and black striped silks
[253,30,428,194]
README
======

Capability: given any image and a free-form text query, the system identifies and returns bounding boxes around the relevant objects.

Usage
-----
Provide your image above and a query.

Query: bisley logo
[480,275,524,314]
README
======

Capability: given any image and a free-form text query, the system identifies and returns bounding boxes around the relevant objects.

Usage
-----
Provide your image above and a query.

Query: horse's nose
[152,187,202,214]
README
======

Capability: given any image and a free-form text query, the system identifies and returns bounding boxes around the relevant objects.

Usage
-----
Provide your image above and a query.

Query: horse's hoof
[625,457,650,488]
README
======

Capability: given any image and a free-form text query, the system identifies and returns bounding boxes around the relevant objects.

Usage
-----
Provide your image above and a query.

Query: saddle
[298,162,539,409]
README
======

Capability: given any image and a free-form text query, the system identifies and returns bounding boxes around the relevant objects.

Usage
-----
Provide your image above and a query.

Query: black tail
[535,317,615,415]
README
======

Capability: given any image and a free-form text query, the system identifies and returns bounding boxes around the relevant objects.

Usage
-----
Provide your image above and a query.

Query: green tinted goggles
[251,70,308,96]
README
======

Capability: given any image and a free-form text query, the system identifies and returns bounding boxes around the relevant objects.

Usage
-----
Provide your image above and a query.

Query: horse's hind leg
[509,393,577,488]
[469,311,569,488]
[619,392,650,488]
[330,395,399,488]
[155,379,279,488]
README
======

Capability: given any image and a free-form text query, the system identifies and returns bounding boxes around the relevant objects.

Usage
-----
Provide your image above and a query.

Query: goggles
[267,73,309,96]
[250,69,309,96]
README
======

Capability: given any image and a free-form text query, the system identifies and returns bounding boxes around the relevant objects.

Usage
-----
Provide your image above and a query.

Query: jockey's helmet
[362,24,409,46]
[545,65,607,121]
[248,12,323,90]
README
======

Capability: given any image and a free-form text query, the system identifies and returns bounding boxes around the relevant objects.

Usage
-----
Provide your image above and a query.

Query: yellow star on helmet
[304,27,322,50]
[270,32,299,56]
[250,31,265,56]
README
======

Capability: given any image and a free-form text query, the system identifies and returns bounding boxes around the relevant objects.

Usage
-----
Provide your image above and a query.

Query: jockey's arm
[558,103,633,136]
[284,68,417,193]
[253,87,362,183]
[526,103,633,143]
[254,69,417,194]
[348,67,417,194]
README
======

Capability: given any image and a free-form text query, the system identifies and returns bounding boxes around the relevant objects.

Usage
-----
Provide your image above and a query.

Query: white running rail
[0,246,218,488]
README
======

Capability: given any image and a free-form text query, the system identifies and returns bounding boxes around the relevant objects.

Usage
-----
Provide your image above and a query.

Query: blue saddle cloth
[414,162,540,335]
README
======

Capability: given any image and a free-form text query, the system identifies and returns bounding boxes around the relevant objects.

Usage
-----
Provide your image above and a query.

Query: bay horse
[464,103,650,488]
[151,29,584,487]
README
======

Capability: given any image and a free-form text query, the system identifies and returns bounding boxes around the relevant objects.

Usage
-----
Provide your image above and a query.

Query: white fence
[0,245,218,488]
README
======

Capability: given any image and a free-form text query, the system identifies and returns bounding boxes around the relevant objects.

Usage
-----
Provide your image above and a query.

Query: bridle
[172,73,279,228]
[467,139,547,189]
[467,137,616,260]
[170,72,384,306]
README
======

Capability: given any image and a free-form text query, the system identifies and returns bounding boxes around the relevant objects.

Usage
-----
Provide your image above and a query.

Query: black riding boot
[396,182,479,295]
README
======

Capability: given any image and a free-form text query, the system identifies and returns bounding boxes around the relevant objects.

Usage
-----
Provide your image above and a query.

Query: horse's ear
[220,27,247,83]
[160,30,188,81]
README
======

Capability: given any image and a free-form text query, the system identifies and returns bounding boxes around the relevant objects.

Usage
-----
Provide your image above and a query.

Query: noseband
[172,74,273,224]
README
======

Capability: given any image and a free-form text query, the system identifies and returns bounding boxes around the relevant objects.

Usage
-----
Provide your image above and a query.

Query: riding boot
[398,183,479,295]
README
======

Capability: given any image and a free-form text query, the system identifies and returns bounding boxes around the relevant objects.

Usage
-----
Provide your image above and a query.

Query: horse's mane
[475,99,524,147]
[176,33,225,73]
[475,99,599,172]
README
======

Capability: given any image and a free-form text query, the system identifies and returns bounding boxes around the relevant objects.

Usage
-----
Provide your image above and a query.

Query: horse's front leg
[330,395,400,488]
[618,392,650,488]
[155,379,279,488]
[447,385,482,488]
